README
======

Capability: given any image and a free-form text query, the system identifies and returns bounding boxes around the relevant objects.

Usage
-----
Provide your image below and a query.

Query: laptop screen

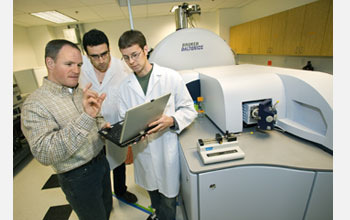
[119,93,171,143]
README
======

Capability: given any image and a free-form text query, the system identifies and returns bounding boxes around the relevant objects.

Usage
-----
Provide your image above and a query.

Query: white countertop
[179,116,333,173]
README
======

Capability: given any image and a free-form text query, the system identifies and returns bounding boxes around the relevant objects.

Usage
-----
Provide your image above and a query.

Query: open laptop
[98,93,171,147]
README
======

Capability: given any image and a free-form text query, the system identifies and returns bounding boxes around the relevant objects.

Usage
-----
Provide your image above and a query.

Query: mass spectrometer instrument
[149,27,332,220]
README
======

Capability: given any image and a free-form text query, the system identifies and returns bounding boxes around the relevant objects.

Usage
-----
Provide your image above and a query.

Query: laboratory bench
[13,113,31,169]
[179,116,332,220]
[13,84,31,169]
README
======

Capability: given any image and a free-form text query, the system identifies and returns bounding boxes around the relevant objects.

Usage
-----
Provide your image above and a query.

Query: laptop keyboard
[99,123,123,144]
[109,124,122,142]
[99,123,157,147]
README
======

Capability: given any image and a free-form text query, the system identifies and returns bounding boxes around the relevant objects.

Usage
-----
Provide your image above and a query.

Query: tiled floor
[13,155,186,220]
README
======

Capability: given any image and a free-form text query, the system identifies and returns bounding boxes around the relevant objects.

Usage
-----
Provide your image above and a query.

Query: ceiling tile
[79,0,116,6]
[40,0,85,10]
[199,0,227,11]
[13,13,54,26]
[118,0,183,7]
[59,7,101,22]
[13,0,51,13]
[13,0,260,27]
[219,0,256,8]
[89,3,126,20]
[120,5,148,18]
[146,2,177,16]
[13,9,25,16]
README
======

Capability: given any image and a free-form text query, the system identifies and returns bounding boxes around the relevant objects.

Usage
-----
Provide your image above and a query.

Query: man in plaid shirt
[21,39,112,220]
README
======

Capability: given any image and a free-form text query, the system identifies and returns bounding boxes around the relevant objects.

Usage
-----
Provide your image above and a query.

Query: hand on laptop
[102,122,111,129]
[99,122,111,141]
[146,115,174,135]
[129,115,174,145]
[135,135,147,145]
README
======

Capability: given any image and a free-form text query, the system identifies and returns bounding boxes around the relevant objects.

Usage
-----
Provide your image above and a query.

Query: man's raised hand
[83,83,106,118]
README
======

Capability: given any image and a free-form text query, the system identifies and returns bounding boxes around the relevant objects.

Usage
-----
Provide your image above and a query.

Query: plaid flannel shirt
[21,78,105,173]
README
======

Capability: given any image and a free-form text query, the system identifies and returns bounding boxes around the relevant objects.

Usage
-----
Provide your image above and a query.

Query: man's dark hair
[82,29,109,54]
[45,39,80,61]
[118,29,147,50]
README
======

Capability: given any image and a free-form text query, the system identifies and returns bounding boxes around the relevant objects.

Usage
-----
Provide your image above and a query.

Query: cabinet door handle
[299,46,304,55]
[295,46,299,55]
[267,47,272,54]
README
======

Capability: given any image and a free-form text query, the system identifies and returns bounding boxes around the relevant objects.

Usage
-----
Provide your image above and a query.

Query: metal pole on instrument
[127,0,134,29]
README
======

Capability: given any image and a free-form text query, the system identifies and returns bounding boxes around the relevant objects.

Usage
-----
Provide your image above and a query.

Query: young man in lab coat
[79,29,138,204]
[117,30,197,220]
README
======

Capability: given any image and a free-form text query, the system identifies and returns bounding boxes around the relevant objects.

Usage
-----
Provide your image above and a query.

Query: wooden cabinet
[229,25,239,53]
[282,5,306,55]
[236,22,251,54]
[320,0,333,56]
[229,0,332,57]
[300,0,331,55]
[258,15,272,54]
[249,19,260,54]
[230,24,246,54]
[270,11,287,55]
[259,11,287,55]
[283,0,331,56]
[231,20,260,54]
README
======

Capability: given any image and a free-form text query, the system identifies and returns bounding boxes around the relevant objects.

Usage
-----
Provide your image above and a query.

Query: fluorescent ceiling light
[31,11,77,24]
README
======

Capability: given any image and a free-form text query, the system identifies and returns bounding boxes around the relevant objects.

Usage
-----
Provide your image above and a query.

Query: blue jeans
[148,190,176,220]
[57,152,112,220]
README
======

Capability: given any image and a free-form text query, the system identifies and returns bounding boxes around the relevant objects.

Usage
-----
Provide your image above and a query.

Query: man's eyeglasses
[122,50,142,62]
[89,51,109,60]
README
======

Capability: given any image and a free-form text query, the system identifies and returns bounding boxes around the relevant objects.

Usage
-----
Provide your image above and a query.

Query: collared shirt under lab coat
[115,63,197,198]
[79,55,132,169]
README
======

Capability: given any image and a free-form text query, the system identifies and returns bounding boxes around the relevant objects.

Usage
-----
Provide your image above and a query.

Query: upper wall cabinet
[298,0,331,55]
[283,5,306,55]
[258,15,273,55]
[230,20,260,54]
[249,20,260,54]
[320,0,333,56]
[259,11,287,55]
[229,24,239,53]
[236,22,251,54]
[230,0,333,57]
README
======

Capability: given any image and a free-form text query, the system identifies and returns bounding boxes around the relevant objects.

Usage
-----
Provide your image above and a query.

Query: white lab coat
[116,63,197,197]
[79,55,132,169]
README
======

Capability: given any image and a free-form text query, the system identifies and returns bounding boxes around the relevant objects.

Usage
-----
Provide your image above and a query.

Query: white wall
[27,26,56,67]
[13,25,57,72]
[13,25,38,71]
[238,54,333,74]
